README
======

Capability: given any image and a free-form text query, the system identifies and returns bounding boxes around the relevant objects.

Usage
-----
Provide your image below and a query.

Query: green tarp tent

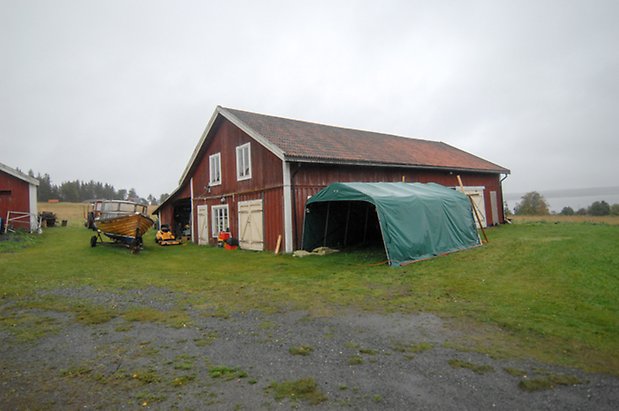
[302,182,481,266]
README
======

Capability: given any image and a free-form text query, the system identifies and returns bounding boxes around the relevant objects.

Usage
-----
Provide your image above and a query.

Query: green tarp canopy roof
[302,182,481,266]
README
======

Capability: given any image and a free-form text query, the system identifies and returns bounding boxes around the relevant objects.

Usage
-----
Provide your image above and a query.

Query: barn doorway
[461,187,487,228]
[238,199,264,251]
[173,199,192,239]
[197,205,209,245]
[490,191,499,226]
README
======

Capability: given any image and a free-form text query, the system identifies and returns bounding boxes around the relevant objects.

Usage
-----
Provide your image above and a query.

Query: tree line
[511,191,619,216]
[27,170,169,205]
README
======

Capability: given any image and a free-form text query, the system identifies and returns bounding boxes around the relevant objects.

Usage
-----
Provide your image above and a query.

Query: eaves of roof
[151,183,183,215]
[0,161,39,186]
[284,155,510,175]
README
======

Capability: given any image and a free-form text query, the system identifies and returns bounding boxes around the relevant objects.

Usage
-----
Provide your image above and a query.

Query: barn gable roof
[0,161,39,186]
[178,106,509,188]
[221,107,510,175]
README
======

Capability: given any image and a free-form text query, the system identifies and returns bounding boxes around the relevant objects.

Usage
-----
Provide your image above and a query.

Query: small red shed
[0,162,40,232]
[154,106,510,253]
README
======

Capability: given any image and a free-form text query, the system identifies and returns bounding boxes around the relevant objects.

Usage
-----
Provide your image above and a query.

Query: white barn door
[490,191,499,226]
[461,187,487,228]
[197,205,209,245]
[238,199,264,251]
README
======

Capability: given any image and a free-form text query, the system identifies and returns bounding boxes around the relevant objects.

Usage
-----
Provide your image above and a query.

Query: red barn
[0,162,39,232]
[154,106,510,253]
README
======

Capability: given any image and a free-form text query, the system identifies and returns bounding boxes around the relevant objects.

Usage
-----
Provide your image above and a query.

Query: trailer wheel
[130,228,142,254]
[90,235,97,247]
[131,237,142,254]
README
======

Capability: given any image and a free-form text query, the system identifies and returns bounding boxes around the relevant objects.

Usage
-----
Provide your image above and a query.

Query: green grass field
[1,218,618,375]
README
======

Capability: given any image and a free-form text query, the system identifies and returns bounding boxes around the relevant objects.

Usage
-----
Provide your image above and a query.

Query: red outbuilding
[0,162,39,232]
[154,106,510,253]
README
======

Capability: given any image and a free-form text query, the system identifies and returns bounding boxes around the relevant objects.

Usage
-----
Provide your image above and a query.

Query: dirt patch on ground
[1,286,618,410]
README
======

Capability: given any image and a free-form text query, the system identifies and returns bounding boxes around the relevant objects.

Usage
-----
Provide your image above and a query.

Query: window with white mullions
[209,153,221,185]
[211,205,229,237]
[236,143,251,180]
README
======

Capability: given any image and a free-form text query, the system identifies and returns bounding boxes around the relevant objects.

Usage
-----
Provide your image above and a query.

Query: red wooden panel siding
[190,120,284,203]
[260,188,284,250]
[0,171,32,223]
[288,163,504,249]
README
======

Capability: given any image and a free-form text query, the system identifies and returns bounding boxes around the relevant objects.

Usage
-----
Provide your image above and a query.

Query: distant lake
[505,187,619,213]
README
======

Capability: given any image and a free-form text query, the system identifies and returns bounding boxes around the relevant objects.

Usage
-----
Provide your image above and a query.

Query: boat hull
[95,213,154,245]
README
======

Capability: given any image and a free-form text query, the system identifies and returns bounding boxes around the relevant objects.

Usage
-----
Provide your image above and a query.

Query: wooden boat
[89,200,154,252]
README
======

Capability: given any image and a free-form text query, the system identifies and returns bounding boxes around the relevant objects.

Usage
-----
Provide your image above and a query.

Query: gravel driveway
[1,286,617,410]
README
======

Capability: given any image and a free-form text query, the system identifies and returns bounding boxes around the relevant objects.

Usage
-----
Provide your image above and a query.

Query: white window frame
[211,204,229,237]
[209,152,222,186]
[236,143,252,181]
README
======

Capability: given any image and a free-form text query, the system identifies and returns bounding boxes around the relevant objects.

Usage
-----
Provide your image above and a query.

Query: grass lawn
[1,217,618,375]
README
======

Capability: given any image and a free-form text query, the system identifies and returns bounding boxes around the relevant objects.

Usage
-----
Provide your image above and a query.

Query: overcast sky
[2,0,617,199]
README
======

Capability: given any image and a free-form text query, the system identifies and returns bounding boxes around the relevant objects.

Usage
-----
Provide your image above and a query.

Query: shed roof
[0,161,39,186]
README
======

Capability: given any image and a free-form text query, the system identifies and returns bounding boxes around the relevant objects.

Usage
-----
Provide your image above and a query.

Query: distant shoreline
[504,186,619,201]
[505,187,619,213]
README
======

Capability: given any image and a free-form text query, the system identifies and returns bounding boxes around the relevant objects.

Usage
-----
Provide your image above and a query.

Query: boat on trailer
[89,200,154,252]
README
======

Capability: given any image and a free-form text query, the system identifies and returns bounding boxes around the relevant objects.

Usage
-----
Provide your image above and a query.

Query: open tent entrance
[301,182,481,266]
[303,200,385,252]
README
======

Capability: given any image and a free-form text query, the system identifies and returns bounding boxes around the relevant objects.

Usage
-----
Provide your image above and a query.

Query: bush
[611,204,619,216]
[560,206,574,216]
[589,201,610,216]
[515,192,549,215]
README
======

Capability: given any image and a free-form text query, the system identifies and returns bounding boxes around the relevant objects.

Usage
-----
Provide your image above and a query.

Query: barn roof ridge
[0,161,39,186]
[221,106,435,144]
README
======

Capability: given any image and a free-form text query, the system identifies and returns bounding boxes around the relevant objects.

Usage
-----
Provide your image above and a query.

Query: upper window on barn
[236,143,252,181]
[209,153,221,186]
